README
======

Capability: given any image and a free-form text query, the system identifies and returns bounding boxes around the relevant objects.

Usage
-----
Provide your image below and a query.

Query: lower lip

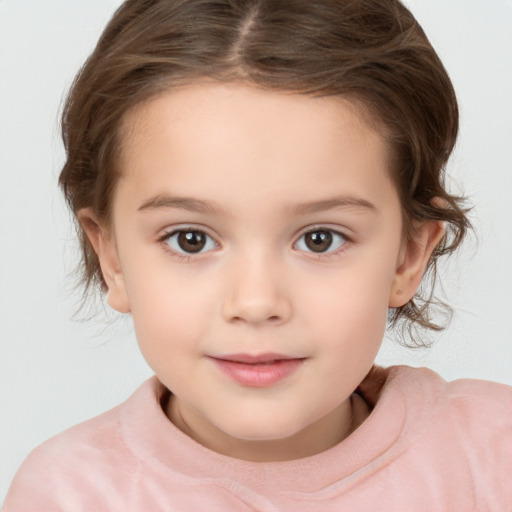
[210,358,305,387]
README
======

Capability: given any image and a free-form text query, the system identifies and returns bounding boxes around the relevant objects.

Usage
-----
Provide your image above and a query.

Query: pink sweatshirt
[5,366,512,511]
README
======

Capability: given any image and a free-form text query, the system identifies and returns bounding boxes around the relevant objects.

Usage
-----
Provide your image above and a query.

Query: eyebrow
[137,194,377,216]
[138,195,225,215]
[292,196,378,215]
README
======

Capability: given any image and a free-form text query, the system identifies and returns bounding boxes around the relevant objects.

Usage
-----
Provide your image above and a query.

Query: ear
[78,208,131,313]
[388,219,445,308]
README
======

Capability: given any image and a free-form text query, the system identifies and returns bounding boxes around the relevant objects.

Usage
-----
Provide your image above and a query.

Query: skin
[81,83,443,462]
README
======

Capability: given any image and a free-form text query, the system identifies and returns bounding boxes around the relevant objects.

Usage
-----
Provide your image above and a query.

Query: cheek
[128,288,204,381]
[124,263,217,351]
[304,257,396,346]
[320,294,388,353]
[316,251,396,305]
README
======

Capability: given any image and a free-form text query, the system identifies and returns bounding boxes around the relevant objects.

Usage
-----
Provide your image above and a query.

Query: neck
[166,393,370,462]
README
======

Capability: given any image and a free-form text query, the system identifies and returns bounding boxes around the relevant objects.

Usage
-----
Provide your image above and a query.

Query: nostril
[228,314,282,324]
[221,289,292,325]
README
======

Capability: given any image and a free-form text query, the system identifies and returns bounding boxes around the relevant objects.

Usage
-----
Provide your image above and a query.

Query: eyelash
[158,227,219,261]
[294,227,350,258]
[158,226,351,261]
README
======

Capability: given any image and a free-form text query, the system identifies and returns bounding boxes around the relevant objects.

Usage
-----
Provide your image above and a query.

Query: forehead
[121,83,382,152]
[115,83,398,216]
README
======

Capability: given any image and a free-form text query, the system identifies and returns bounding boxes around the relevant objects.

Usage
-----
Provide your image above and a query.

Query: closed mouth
[211,353,303,364]
[209,354,306,387]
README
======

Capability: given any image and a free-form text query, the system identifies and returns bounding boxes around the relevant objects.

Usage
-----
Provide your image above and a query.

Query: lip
[209,353,305,388]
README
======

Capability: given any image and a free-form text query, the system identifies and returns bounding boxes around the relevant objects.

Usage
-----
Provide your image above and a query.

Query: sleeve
[3,423,127,511]
[4,446,71,511]
[449,378,512,510]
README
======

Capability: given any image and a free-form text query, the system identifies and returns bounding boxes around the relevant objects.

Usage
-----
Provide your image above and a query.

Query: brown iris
[177,231,207,253]
[304,230,333,253]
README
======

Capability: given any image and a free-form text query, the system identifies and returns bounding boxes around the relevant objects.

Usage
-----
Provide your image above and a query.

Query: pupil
[178,231,206,253]
[306,230,332,253]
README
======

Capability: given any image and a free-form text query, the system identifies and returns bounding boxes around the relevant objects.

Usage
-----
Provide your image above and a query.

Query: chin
[218,414,309,443]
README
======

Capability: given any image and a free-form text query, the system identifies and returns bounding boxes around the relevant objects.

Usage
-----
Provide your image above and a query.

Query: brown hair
[59,0,470,344]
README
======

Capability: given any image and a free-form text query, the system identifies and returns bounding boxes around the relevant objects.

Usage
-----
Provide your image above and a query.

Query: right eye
[164,229,217,254]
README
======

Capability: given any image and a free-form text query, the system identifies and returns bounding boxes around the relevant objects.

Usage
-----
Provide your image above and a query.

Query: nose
[221,253,292,326]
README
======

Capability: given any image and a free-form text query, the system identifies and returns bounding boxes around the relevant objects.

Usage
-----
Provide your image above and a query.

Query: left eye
[295,229,346,254]
[165,229,217,254]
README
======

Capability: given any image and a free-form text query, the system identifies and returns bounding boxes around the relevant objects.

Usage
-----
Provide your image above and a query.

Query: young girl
[5,0,511,510]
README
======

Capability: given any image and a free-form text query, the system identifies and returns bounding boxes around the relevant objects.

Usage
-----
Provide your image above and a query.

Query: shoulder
[386,366,512,504]
[389,365,512,418]
[361,364,512,436]
[360,366,512,508]
[434,371,512,453]
[359,363,512,418]
[4,407,123,510]
[4,377,163,511]
[382,365,512,434]
[445,374,512,420]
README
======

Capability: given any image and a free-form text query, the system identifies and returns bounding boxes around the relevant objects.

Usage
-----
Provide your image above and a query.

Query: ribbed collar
[120,366,443,497]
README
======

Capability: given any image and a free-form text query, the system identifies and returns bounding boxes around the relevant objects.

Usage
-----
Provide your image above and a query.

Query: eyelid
[156,224,352,259]
[158,225,220,255]
[158,223,219,241]
[294,224,351,240]
[293,225,351,255]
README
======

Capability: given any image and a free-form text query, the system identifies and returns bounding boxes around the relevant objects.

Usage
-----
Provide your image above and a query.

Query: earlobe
[389,220,445,308]
[78,208,131,314]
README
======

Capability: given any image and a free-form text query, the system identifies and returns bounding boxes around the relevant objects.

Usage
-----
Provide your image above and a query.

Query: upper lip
[211,353,302,364]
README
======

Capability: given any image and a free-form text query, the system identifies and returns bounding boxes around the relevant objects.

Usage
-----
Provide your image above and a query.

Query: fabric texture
[5,366,512,511]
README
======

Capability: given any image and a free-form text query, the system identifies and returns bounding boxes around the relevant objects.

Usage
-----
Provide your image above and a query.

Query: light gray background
[1,0,511,500]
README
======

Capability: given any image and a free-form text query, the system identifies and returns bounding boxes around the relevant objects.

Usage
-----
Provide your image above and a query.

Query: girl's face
[87,84,439,461]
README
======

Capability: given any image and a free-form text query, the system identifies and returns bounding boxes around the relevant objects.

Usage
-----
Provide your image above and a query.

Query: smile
[209,353,306,388]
